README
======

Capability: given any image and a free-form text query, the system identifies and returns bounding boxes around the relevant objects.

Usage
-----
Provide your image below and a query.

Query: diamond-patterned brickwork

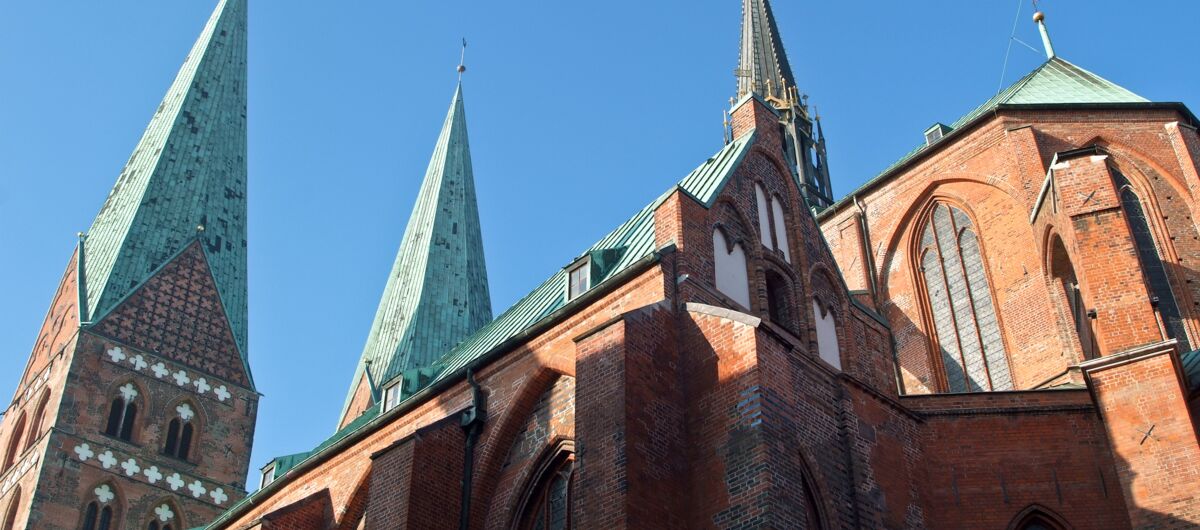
[82,0,249,358]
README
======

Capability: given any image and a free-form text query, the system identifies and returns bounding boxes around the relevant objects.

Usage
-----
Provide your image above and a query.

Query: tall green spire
[343,83,492,415]
[82,0,249,354]
[737,0,796,102]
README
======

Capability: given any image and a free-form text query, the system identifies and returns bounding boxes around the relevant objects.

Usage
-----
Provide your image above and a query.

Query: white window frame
[566,258,591,300]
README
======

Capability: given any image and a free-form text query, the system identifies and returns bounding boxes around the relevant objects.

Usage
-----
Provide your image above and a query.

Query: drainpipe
[854,196,880,306]
[459,367,487,530]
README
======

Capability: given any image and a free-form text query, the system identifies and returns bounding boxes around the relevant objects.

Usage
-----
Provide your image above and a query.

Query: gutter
[204,247,671,529]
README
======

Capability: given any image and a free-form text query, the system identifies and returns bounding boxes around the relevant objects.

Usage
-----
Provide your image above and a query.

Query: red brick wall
[1084,343,1200,527]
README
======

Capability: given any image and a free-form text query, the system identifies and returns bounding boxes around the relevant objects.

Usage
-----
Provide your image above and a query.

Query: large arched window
[146,500,182,530]
[104,383,139,442]
[1,486,18,530]
[2,413,26,473]
[1114,170,1191,350]
[162,403,197,461]
[918,203,1012,392]
[26,389,51,452]
[516,444,576,530]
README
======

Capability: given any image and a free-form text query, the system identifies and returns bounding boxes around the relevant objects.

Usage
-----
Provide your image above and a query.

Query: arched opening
[771,193,792,262]
[1114,170,1191,350]
[1,486,19,530]
[104,383,140,442]
[765,270,794,331]
[514,442,576,530]
[2,413,26,472]
[813,299,842,371]
[917,202,1012,392]
[81,483,121,530]
[1008,505,1070,530]
[163,402,199,461]
[1048,236,1096,360]
[26,389,51,451]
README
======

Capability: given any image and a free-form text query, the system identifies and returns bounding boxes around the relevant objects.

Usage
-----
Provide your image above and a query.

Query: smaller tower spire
[458,38,468,80]
[1033,10,1056,59]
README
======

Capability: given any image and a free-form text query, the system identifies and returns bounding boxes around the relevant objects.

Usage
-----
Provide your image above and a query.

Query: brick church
[2,0,1198,528]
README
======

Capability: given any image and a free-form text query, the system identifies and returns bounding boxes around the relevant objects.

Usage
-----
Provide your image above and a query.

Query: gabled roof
[205,131,758,529]
[427,131,756,388]
[82,0,250,356]
[822,57,1150,217]
[341,84,492,421]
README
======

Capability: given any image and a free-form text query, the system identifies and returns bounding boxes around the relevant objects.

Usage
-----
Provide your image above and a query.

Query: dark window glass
[519,453,575,530]
[179,423,194,461]
[164,420,180,457]
[119,404,137,441]
[1114,171,1191,350]
[920,203,1012,392]
[105,398,136,441]
[765,271,792,330]
[98,506,113,530]
[82,502,98,530]
[568,264,589,300]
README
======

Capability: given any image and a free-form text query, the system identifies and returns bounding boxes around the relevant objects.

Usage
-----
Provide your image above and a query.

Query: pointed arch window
[146,501,180,530]
[919,203,1012,392]
[517,449,575,530]
[26,389,51,452]
[2,486,18,530]
[163,403,197,461]
[2,413,26,473]
[1114,171,1191,350]
[104,383,139,442]
[82,483,119,530]
[765,270,794,331]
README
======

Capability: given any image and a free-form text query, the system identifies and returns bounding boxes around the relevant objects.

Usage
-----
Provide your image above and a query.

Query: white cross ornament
[214,385,231,402]
[120,457,140,477]
[151,362,170,379]
[144,466,163,484]
[97,451,117,469]
[166,473,185,491]
[155,504,175,522]
[172,370,191,387]
[210,487,228,505]
[94,484,115,503]
[187,480,207,498]
[176,403,195,422]
[106,347,126,363]
[119,383,138,402]
[194,377,211,394]
[129,354,148,371]
[74,443,94,462]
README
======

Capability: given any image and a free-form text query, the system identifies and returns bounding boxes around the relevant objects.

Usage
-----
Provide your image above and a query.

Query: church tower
[0,1,256,528]
[735,0,834,210]
[338,80,493,428]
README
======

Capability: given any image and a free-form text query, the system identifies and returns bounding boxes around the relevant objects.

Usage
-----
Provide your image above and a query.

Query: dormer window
[924,123,952,146]
[382,382,401,412]
[260,463,276,489]
[567,259,591,300]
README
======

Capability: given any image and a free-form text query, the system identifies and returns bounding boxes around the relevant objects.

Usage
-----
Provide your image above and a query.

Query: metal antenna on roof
[457,38,468,80]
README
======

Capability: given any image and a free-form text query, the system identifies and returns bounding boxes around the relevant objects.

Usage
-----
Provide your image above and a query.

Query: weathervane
[458,38,467,79]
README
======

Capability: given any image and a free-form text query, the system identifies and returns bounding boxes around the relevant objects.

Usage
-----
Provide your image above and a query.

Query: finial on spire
[1033,9,1056,59]
[457,38,468,79]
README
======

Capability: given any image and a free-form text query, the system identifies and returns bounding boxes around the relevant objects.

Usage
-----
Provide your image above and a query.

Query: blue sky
[2,1,1198,487]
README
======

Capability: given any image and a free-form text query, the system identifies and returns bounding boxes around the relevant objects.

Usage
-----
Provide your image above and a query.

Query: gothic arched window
[1049,236,1096,360]
[918,203,1012,392]
[82,483,120,530]
[163,403,198,461]
[26,389,51,452]
[1,486,18,530]
[765,270,793,331]
[517,447,576,530]
[2,412,26,473]
[104,383,139,442]
[1114,171,1191,350]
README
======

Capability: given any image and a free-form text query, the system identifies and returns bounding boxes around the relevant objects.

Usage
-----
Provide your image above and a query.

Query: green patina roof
[824,57,1149,215]
[341,85,492,421]
[83,0,250,363]
[204,132,757,529]
[427,130,756,388]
